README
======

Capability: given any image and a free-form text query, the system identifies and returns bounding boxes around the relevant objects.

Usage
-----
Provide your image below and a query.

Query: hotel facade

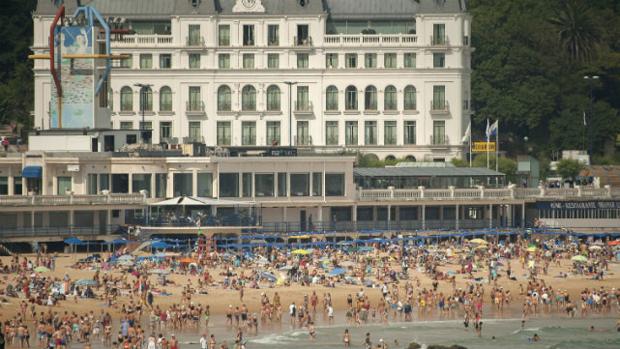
[32,0,472,161]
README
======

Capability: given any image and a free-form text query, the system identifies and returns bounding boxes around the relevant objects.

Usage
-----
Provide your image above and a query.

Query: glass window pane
[173,173,192,196]
[326,86,338,110]
[277,173,287,197]
[217,121,231,145]
[345,121,358,145]
[219,173,239,197]
[57,176,72,195]
[13,176,22,195]
[255,174,274,197]
[132,174,151,194]
[290,173,309,196]
[365,121,377,145]
[197,173,213,197]
[242,121,256,145]
[155,174,167,198]
[312,172,322,196]
[100,174,110,191]
[268,53,279,69]
[266,121,281,145]
[325,173,344,196]
[242,173,252,197]
[268,25,279,46]
[218,25,230,46]
[404,121,416,144]
[0,176,9,195]
[384,121,397,145]
[326,121,338,145]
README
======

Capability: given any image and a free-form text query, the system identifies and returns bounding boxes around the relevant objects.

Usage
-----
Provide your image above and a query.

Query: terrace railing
[0,194,147,207]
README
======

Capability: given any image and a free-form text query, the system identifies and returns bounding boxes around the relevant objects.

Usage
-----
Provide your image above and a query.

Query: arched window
[241,85,256,111]
[326,85,338,111]
[364,86,377,110]
[217,85,232,111]
[404,85,417,110]
[385,155,396,162]
[159,86,172,111]
[384,85,397,110]
[405,155,416,162]
[345,85,358,110]
[120,86,133,111]
[139,86,153,111]
[266,85,281,111]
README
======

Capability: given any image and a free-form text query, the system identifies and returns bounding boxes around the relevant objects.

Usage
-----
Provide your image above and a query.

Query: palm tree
[549,0,601,62]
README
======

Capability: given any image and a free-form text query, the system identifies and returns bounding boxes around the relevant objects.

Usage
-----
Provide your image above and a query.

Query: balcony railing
[183,136,204,144]
[0,193,147,207]
[110,34,174,47]
[430,135,449,145]
[430,100,450,113]
[295,101,314,113]
[324,34,417,47]
[186,36,205,47]
[294,135,313,146]
[357,185,616,202]
[430,35,449,46]
[294,36,313,46]
[186,101,206,114]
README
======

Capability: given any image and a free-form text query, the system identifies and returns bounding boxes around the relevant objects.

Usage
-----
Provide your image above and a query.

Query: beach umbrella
[527,246,537,252]
[179,257,196,264]
[607,240,620,246]
[328,268,346,276]
[469,238,488,245]
[260,272,277,282]
[34,266,50,273]
[74,279,97,287]
[291,249,310,255]
[64,237,83,245]
[151,241,170,249]
[571,255,588,263]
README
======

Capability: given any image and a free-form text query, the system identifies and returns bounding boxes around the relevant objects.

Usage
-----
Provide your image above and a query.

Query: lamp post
[583,75,599,157]
[134,83,153,143]
[284,81,297,146]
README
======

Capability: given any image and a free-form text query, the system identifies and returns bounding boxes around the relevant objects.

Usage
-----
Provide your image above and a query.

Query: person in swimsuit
[343,329,351,347]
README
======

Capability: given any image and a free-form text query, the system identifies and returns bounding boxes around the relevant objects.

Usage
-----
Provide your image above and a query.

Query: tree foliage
[472,154,518,183]
[555,158,585,179]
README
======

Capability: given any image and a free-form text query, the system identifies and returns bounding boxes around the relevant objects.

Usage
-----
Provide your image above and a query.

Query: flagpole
[469,133,472,167]
[486,119,490,169]
[496,120,499,172]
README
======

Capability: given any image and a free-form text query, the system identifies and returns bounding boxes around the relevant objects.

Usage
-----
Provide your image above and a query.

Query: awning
[22,166,42,178]
[149,196,255,206]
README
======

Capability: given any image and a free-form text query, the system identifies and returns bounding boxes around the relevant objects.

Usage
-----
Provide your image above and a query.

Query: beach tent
[469,238,488,245]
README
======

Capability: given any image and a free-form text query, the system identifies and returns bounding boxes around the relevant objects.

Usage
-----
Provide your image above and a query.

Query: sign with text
[472,141,496,152]
[536,201,620,210]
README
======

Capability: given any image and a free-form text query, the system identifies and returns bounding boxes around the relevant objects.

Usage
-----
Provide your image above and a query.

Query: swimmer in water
[308,322,316,340]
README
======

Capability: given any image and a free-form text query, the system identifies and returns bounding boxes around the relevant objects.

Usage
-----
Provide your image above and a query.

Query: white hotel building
[32,0,472,162]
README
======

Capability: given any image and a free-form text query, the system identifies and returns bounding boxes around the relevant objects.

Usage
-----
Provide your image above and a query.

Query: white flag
[583,111,587,126]
[461,122,471,143]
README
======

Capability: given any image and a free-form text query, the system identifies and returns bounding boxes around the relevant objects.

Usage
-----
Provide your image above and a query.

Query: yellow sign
[473,141,496,152]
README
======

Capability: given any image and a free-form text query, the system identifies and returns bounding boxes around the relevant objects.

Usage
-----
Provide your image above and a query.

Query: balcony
[186,101,206,116]
[430,135,449,146]
[430,35,449,47]
[294,101,314,115]
[186,36,205,47]
[323,34,417,47]
[430,100,450,115]
[294,135,313,146]
[183,136,204,144]
[109,34,174,47]
[0,193,147,207]
[294,36,313,47]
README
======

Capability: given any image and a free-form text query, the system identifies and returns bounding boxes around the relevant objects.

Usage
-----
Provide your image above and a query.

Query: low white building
[32,0,472,161]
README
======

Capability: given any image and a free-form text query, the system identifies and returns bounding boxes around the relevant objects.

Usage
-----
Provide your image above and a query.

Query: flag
[461,122,471,143]
[486,120,498,138]
[583,111,587,126]
[485,119,490,140]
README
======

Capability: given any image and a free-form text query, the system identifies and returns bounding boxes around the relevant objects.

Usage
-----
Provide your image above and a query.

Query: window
[384,85,397,111]
[326,53,338,68]
[218,54,230,69]
[120,54,132,68]
[241,85,256,111]
[126,134,137,144]
[345,121,358,145]
[297,53,309,69]
[100,174,110,191]
[404,85,417,110]
[433,120,446,144]
[266,85,281,111]
[139,54,152,69]
[159,86,172,111]
[111,174,129,193]
[296,121,310,145]
[0,177,7,195]
[57,176,72,195]
[217,85,232,111]
[132,174,151,194]
[296,24,310,45]
[120,121,133,130]
[433,53,445,68]
[267,53,279,69]
[159,54,171,69]
[188,24,202,45]
[160,122,172,140]
[188,86,201,111]
[120,86,133,111]
[217,121,231,146]
[139,86,153,111]
[345,86,358,110]
[155,174,166,198]
[364,53,377,68]
[326,86,339,111]
[218,25,230,46]
[365,121,377,145]
[345,53,357,68]
[87,174,97,195]
[13,177,22,195]
[242,173,252,197]
[197,173,213,197]
[189,53,201,69]
[364,86,377,110]
[296,86,309,111]
[255,174,274,197]
[384,121,397,145]
[242,53,255,69]
[325,121,338,145]
[290,173,309,196]
[188,121,201,141]
[312,172,322,196]
[266,121,280,145]
[325,173,344,196]
[267,24,279,46]
[173,173,192,196]
[384,53,396,68]
[243,25,254,46]
[432,85,446,110]
[140,121,152,130]
[242,121,256,145]
[404,121,416,144]
[404,53,416,68]
[277,173,287,196]
[432,23,446,45]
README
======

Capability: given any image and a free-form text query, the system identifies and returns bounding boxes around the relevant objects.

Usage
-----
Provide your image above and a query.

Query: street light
[284,81,298,146]
[134,83,153,144]
[583,75,599,157]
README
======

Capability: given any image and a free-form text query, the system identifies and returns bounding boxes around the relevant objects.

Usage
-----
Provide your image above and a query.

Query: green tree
[472,154,518,183]
[548,0,601,62]
[555,158,585,180]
